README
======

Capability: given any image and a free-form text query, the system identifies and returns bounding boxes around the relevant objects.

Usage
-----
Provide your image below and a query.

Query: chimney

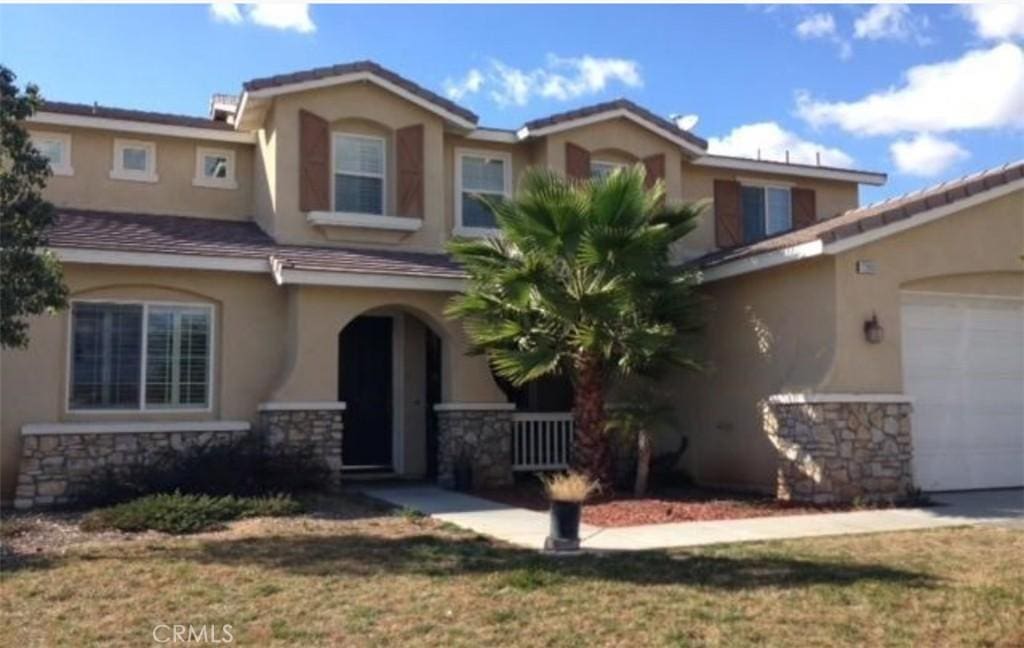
[209,94,239,123]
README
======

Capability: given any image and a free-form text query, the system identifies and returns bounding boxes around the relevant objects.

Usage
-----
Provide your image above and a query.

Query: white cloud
[707,121,855,168]
[794,12,852,60]
[209,3,242,24]
[854,4,930,44]
[963,3,1024,40]
[444,69,484,101]
[208,3,315,34]
[248,4,315,33]
[890,133,969,177]
[796,13,836,39]
[797,43,1024,136]
[446,55,642,107]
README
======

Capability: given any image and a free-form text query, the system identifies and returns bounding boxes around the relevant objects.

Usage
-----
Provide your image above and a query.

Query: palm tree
[446,166,704,486]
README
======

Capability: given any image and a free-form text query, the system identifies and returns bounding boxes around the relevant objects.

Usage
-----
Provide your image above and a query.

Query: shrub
[80,492,301,535]
[76,436,331,508]
[538,471,599,503]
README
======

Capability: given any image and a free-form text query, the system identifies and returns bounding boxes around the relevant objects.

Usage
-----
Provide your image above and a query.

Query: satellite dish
[672,114,699,131]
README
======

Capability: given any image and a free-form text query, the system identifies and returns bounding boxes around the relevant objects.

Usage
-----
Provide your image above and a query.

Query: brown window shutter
[396,124,424,218]
[299,109,330,212]
[714,179,743,248]
[565,142,590,180]
[791,187,817,229]
[642,154,665,189]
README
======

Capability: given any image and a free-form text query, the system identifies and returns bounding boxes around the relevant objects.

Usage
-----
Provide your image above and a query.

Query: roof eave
[692,155,887,186]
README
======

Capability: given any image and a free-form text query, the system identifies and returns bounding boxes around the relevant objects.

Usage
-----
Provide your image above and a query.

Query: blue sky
[2,3,1022,202]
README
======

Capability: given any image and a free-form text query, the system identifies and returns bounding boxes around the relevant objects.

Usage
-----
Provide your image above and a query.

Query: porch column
[258,402,346,487]
[764,394,914,504]
[433,403,515,489]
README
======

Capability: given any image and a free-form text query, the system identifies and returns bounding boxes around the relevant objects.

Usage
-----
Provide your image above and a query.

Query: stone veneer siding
[436,408,514,489]
[14,427,252,510]
[766,400,914,504]
[259,408,344,486]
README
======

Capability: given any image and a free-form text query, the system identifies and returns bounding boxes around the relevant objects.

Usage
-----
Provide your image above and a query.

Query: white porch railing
[511,412,574,471]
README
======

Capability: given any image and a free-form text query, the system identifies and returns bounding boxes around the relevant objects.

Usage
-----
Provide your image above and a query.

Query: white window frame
[110,138,158,183]
[331,132,387,216]
[31,131,74,176]
[454,147,512,237]
[590,159,625,180]
[65,299,215,414]
[739,181,794,240]
[193,146,237,189]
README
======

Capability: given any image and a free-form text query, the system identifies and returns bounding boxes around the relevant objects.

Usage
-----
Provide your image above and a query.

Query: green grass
[2,495,1021,646]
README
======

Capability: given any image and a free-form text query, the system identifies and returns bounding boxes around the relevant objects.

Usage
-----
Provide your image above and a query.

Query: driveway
[362,485,1023,551]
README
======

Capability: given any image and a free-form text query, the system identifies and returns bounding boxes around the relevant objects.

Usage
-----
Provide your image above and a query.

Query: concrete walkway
[361,485,1023,551]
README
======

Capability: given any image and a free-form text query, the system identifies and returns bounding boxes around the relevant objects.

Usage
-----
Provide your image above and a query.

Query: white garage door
[902,293,1024,491]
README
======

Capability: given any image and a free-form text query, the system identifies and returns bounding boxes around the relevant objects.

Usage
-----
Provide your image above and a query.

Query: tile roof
[39,101,235,131]
[695,160,1024,269]
[49,209,465,279]
[522,98,708,150]
[242,60,479,125]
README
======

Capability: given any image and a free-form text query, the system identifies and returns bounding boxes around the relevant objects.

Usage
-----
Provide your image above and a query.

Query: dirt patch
[476,485,853,527]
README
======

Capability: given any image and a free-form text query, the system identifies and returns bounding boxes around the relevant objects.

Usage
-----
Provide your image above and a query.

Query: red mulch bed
[475,484,853,527]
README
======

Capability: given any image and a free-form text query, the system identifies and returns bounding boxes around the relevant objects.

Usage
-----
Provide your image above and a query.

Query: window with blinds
[457,152,509,231]
[333,133,385,215]
[69,302,212,411]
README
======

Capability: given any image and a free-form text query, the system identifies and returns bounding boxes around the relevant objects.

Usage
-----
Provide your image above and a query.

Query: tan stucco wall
[823,189,1024,392]
[0,265,287,498]
[679,162,861,258]
[29,126,254,220]
[670,257,838,492]
[259,83,450,251]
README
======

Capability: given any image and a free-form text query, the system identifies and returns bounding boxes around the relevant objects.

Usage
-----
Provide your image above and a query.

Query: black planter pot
[545,500,582,551]
[452,462,473,492]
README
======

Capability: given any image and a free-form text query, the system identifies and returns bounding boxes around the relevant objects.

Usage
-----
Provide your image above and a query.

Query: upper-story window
[32,132,73,176]
[193,146,237,190]
[68,301,212,412]
[590,160,624,180]
[333,133,385,215]
[111,138,158,183]
[741,184,792,243]
[455,149,511,235]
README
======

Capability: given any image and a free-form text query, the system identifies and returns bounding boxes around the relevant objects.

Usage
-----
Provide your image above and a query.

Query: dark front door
[339,316,393,468]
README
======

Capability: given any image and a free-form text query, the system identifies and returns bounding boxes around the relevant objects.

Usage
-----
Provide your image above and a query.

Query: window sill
[453,226,501,238]
[307,211,423,232]
[192,177,238,190]
[50,166,74,177]
[109,169,159,184]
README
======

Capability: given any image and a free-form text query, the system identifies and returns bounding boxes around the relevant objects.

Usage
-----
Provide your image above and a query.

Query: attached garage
[902,293,1024,491]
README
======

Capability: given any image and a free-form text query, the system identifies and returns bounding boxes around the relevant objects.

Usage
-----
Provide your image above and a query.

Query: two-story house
[6,61,1022,508]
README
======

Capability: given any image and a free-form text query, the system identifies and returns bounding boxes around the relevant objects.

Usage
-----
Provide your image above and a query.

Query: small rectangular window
[590,160,623,180]
[69,302,212,411]
[111,139,158,183]
[457,151,509,233]
[31,132,73,176]
[193,147,237,189]
[741,185,792,243]
[333,134,385,215]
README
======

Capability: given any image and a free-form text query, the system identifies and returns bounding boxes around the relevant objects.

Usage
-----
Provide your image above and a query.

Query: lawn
[2,494,1021,647]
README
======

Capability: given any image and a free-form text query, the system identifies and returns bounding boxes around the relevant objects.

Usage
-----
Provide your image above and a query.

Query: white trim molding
[693,155,887,186]
[30,130,74,176]
[271,261,465,293]
[28,111,255,144]
[258,401,347,411]
[307,211,422,232]
[464,129,518,143]
[433,402,517,412]
[22,420,250,436]
[111,138,158,183]
[52,247,270,274]
[698,240,824,283]
[768,393,913,405]
[193,146,238,190]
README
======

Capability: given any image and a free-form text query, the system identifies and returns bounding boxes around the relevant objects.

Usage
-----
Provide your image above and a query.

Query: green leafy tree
[0,65,67,348]
[446,166,704,485]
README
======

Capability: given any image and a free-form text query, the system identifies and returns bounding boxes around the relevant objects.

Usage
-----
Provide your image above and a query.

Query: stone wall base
[766,400,914,504]
[436,408,513,489]
[259,409,344,487]
[14,428,251,510]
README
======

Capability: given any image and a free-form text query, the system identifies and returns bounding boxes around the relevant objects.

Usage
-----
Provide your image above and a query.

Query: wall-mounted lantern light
[864,312,884,344]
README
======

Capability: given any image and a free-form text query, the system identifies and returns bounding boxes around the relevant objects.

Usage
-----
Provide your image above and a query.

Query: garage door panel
[902,294,1024,491]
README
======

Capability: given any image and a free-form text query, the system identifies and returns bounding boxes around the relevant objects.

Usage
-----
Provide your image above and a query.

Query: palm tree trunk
[572,353,612,486]
[634,428,652,498]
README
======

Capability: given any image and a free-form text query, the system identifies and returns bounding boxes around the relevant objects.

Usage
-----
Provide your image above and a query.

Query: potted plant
[540,471,598,552]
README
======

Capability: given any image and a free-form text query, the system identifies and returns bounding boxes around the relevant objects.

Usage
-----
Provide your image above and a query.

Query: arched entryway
[337,309,443,477]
